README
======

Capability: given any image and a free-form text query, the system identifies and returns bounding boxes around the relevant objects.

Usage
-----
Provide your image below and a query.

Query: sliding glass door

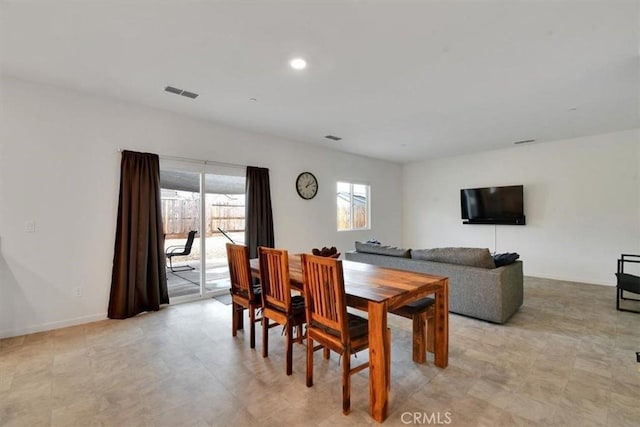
[202,173,246,294]
[161,168,202,299]
[160,159,245,301]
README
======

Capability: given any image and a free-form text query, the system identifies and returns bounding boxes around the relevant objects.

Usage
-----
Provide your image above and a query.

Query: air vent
[164,86,182,95]
[164,86,199,99]
[513,139,535,145]
[181,90,198,99]
[325,135,342,141]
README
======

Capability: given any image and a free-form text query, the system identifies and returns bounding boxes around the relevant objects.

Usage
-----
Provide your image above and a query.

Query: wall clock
[295,172,318,200]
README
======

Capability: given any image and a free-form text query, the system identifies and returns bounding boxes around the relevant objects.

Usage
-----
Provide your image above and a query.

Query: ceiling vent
[165,86,199,99]
[513,139,535,145]
[325,135,342,141]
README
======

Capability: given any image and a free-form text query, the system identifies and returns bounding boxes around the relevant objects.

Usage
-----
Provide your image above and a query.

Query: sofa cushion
[355,241,411,258]
[412,247,495,269]
[493,252,520,267]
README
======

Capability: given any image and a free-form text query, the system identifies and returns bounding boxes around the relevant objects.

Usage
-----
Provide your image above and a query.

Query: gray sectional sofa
[345,243,523,323]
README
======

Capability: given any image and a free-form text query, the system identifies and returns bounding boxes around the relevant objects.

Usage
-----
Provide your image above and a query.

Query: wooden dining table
[249,255,449,423]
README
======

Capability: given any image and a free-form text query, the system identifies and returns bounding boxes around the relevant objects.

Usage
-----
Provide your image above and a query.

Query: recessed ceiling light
[289,58,307,70]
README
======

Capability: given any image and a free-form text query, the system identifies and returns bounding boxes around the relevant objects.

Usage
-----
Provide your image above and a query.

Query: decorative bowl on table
[312,246,340,258]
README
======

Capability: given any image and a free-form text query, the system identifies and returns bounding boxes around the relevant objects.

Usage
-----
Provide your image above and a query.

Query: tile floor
[1,277,639,426]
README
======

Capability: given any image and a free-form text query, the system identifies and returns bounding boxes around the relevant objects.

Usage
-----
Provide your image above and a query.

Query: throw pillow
[355,241,411,258]
[493,252,520,267]
[412,247,495,269]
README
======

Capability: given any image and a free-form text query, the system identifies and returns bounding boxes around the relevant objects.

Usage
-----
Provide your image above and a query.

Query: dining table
[249,255,449,423]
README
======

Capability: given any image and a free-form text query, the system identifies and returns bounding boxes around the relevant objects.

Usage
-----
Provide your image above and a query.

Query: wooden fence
[337,205,368,230]
[162,199,245,238]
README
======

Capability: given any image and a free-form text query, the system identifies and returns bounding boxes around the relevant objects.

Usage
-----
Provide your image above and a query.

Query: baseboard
[524,274,614,287]
[0,312,108,339]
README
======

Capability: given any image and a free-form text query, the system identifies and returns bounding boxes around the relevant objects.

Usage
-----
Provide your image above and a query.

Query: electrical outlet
[74,287,83,297]
[25,220,36,233]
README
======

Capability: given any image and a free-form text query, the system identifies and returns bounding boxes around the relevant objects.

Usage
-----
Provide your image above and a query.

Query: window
[337,181,370,231]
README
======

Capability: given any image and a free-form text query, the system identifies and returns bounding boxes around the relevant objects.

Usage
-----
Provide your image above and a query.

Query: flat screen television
[460,185,525,225]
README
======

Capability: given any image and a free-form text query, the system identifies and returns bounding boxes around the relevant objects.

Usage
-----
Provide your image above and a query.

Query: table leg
[368,301,389,423]
[434,279,449,368]
[412,312,426,364]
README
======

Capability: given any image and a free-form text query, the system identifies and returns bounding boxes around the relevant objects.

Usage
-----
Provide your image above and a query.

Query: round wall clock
[295,172,318,200]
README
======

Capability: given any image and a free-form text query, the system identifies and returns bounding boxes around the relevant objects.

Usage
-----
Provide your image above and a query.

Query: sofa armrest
[492,261,524,322]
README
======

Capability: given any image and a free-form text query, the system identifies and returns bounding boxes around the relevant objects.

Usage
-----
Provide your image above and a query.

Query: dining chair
[226,243,262,349]
[389,298,435,363]
[258,247,306,375]
[301,253,385,415]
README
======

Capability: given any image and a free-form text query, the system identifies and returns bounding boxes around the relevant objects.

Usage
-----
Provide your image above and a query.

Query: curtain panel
[245,166,275,259]
[108,150,168,319]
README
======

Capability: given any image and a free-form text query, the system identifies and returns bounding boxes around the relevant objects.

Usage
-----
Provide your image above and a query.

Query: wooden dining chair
[258,247,306,375]
[226,243,262,349]
[301,254,384,415]
[389,298,435,363]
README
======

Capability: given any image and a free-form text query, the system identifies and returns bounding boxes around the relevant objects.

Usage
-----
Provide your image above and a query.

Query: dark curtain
[245,166,275,259]
[108,150,168,319]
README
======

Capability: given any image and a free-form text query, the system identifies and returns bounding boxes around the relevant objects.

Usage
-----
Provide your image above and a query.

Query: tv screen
[461,185,525,225]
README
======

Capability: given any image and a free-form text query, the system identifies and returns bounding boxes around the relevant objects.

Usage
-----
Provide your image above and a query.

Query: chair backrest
[301,253,349,344]
[226,243,255,299]
[258,247,291,313]
[183,230,197,253]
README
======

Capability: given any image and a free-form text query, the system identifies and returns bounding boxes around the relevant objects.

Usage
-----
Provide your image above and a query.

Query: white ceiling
[2,1,639,163]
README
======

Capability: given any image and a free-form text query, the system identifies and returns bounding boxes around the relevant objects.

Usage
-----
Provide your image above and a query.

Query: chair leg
[249,307,256,349]
[237,306,244,331]
[166,255,195,272]
[617,288,640,313]
[262,317,269,358]
[307,337,314,387]
[231,303,239,337]
[286,323,293,375]
[342,351,351,415]
[412,312,427,364]
[323,347,330,359]
[296,324,303,344]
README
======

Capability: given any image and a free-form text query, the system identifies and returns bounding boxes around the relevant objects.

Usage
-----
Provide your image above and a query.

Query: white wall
[0,76,403,338]
[403,129,640,286]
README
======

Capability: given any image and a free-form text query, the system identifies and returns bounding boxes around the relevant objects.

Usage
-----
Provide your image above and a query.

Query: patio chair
[616,254,640,313]
[166,230,197,272]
